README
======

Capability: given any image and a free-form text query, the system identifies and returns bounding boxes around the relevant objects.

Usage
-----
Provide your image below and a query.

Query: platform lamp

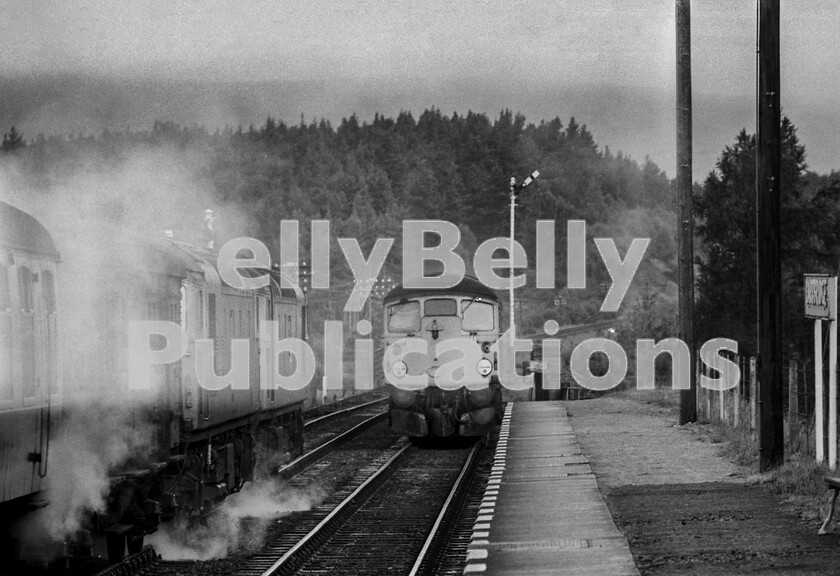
[508,170,539,339]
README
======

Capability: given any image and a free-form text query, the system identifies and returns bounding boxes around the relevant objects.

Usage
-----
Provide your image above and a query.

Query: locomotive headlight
[391,360,408,378]
[476,358,493,377]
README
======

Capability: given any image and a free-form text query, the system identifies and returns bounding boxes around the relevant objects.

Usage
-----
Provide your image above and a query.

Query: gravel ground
[565,393,840,575]
[566,395,742,491]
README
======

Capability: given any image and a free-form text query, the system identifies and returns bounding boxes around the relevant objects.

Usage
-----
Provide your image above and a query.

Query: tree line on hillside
[4,110,838,373]
[0,111,675,339]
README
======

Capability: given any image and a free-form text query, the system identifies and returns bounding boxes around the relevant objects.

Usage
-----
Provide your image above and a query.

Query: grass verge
[705,420,832,525]
[611,386,681,411]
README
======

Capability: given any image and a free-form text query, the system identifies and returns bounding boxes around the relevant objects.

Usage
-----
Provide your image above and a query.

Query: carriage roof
[0,200,59,259]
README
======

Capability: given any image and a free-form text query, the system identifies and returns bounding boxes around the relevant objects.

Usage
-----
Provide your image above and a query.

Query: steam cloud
[42,411,154,540]
[147,480,322,560]
[0,143,284,546]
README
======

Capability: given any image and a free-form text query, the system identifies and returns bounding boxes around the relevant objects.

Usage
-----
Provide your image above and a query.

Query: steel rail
[304,396,388,428]
[277,411,388,480]
[408,440,482,576]
[261,443,412,576]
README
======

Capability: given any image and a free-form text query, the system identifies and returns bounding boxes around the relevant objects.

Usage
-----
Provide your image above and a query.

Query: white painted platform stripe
[463,404,518,575]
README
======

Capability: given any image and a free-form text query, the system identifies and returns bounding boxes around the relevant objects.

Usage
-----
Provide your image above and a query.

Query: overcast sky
[1,1,837,180]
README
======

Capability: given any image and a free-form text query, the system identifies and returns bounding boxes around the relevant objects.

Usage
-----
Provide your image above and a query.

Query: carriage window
[208,295,216,339]
[301,305,308,340]
[0,266,10,398]
[0,264,9,310]
[0,314,11,400]
[424,298,457,316]
[180,285,187,328]
[18,267,33,312]
[196,289,204,334]
[42,270,56,313]
[387,301,420,332]
[461,300,494,331]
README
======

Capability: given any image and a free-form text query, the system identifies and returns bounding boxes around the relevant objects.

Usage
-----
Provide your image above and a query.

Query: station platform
[463,401,639,576]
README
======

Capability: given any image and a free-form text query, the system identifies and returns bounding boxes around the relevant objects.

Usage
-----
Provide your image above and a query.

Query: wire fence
[696,354,827,457]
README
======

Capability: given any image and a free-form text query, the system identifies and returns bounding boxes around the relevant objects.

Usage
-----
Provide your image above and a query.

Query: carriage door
[19,265,51,483]
[18,267,36,405]
[0,264,12,407]
[36,268,57,479]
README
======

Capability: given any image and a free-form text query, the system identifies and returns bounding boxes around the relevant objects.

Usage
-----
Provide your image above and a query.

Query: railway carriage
[73,232,310,564]
[382,275,503,437]
[0,201,311,570]
[0,201,61,558]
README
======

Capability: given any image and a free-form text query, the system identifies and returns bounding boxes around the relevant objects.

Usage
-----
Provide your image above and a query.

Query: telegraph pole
[757,0,783,471]
[676,0,696,424]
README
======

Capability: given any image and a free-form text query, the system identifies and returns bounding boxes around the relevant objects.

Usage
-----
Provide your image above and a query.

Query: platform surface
[464,401,639,575]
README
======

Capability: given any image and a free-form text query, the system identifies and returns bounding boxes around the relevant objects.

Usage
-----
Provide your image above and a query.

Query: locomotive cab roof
[383,274,500,303]
[0,200,60,259]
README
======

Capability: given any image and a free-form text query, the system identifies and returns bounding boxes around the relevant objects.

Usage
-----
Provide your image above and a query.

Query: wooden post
[705,358,711,420]
[830,316,837,468]
[695,355,704,420]
[789,361,798,446]
[816,320,825,463]
[757,0,784,471]
[676,0,696,425]
[750,357,758,431]
[733,361,740,428]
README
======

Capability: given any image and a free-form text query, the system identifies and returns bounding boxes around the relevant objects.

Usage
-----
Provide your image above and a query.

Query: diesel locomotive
[382,275,503,437]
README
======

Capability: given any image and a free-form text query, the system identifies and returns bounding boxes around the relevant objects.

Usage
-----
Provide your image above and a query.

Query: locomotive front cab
[382,276,502,437]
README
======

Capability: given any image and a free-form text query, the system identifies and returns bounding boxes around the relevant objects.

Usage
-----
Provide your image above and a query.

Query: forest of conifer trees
[3,109,839,371]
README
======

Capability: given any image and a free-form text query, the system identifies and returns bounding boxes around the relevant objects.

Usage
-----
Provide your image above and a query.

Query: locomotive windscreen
[461,300,494,331]
[424,298,457,316]
[387,301,420,332]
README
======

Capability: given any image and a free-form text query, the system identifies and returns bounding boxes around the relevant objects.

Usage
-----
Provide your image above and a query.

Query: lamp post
[508,170,539,339]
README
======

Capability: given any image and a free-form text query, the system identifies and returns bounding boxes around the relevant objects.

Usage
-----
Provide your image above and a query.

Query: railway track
[106,437,484,576]
[280,411,389,480]
[303,397,388,429]
[93,411,395,576]
[432,428,498,576]
[301,397,389,454]
[257,439,482,576]
[95,396,487,576]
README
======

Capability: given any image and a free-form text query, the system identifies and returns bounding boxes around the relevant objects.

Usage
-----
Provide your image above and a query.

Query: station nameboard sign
[805,274,837,320]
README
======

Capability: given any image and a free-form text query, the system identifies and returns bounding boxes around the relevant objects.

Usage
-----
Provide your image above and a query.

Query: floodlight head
[522,170,540,188]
